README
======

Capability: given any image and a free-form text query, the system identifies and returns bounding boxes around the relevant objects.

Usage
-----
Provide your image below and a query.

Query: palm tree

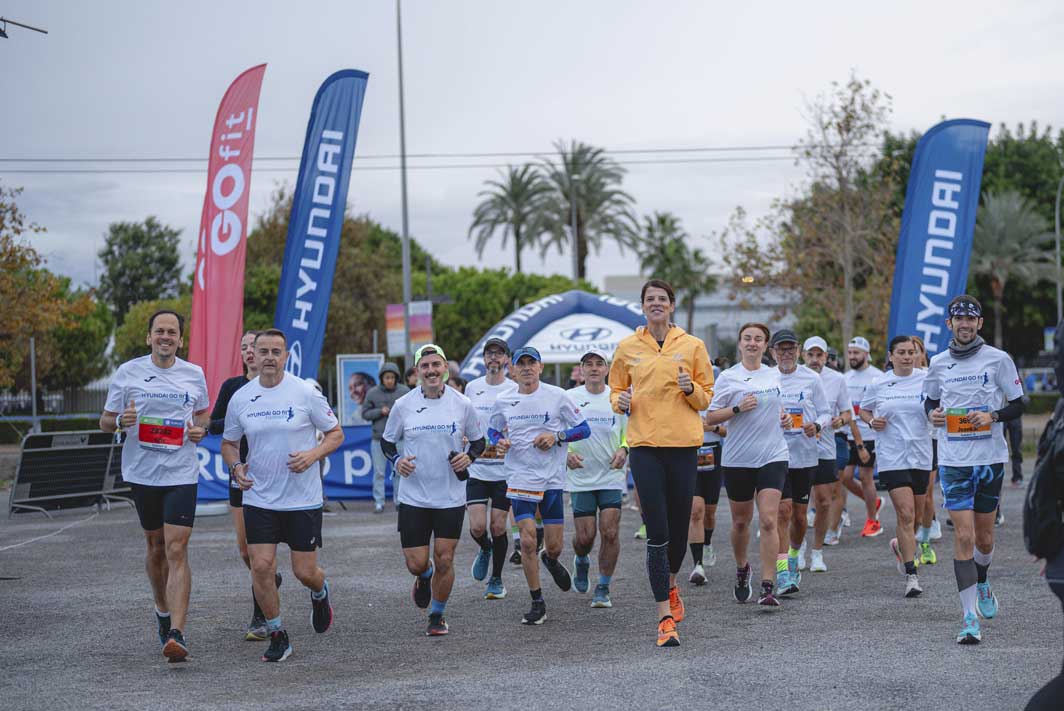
[468,164,550,273]
[638,212,718,332]
[537,140,639,280]
[970,190,1053,348]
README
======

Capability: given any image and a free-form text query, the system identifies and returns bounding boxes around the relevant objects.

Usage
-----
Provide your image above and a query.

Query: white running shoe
[810,549,827,572]
[797,540,808,571]
[929,519,942,540]
[889,537,905,575]
[704,544,717,568]
[807,508,816,529]
[905,574,923,598]
[824,528,840,546]
[841,509,852,528]
[689,563,707,586]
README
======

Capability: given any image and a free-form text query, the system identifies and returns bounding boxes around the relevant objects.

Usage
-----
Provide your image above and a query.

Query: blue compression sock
[266,616,283,632]
[599,574,612,586]
[430,598,446,615]
[311,580,329,600]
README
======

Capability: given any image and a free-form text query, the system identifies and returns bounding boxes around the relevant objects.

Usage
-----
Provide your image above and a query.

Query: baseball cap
[511,346,542,365]
[482,337,510,355]
[803,336,828,352]
[414,343,447,365]
[848,336,871,353]
[580,348,611,364]
[769,329,799,347]
[949,296,982,318]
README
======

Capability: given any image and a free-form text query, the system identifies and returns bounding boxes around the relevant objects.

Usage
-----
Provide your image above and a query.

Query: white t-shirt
[815,366,852,461]
[566,385,628,492]
[845,365,884,441]
[383,386,483,510]
[778,365,831,469]
[224,373,338,511]
[104,355,210,487]
[464,375,516,483]
[861,369,932,472]
[489,382,585,495]
[709,363,789,468]
[924,345,1023,467]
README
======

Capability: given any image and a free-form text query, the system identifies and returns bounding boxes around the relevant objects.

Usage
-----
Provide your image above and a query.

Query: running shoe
[889,537,905,575]
[824,528,841,546]
[275,572,283,588]
[412,564,433,609]
[591,584,612,608]
[573,555,591,593]
[262,630,293,662]
[810,549,827,572]
[995,509,1005,527]
[656,616,680,647]
[904,574,923,598]
[777,570,797,597]
[311,584,333,634]
[634,524,647,540]
[426,613,449,636]
[704,544,717,567]
[841,509,851,528]
[471,548,491,582]
[929,518,942,540]
[156,612,171,646]
[510,549,522,565]
[806,507,816,529]
[521,599,547,625]
[373,503,384,514]
[976,582,999,619]
[541,551,572,592]
[875,496,883,521]
[758,583,781,608]
[919,542,937,565]
[162,629,189,662]
[668,586,686,623]
[797,540,808,571]
[484,576,507,600]
[956,612,981,645]
[861,519,883,537]
[788,555,801,587]
[245,615,268,642]
[734,563,752,603]
[689,563,707,586]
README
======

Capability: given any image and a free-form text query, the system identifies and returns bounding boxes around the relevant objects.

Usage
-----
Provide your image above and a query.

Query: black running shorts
[466,478,511,511]
[723,461,788,503]
[813,459,838,486]
[130,482,197,530]
[398,504,465,549]
[878,469,931,496]
[783,466,815,505]
[243,505,323,552]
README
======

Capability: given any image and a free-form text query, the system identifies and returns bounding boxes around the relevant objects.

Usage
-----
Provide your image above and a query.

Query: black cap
[949,296,982,319]
[769,329,799,347]
[482,337,510,355]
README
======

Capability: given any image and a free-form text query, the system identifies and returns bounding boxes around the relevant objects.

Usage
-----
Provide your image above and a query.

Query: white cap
[803,336,828,353]
[848,336,871,353]
[580,348,611,364]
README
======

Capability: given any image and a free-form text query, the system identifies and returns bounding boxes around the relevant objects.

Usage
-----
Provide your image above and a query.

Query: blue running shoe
[573,555,591,594]
[777,570,797,597]
[788,555,802,588]
[590,584,612,608]
[471,548,491,582]
[156,612,171,646]
[484,576,507,600]
[956,612,981,644]
[976,582,998,619]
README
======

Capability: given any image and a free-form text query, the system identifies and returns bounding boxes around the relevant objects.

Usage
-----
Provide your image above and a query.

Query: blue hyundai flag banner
[887,119,990,355]
[275,70,369,378]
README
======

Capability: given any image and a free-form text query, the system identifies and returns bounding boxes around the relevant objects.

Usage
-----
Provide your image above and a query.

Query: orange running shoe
[669,585,685,623]
[657,615,679,647]
[861,519,883,537]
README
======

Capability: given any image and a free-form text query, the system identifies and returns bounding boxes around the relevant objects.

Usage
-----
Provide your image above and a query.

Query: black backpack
[1023,398,1064,559]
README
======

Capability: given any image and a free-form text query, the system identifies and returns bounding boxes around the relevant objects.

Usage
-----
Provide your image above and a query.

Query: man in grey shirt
[362,362,410,512]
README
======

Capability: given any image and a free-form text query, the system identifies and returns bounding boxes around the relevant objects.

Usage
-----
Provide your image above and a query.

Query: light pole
[570,173,581,285]
[396,0,413,366]
[1055,174,1063,325]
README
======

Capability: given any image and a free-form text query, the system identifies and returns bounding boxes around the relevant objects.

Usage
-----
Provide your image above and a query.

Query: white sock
[959,585,978,617]
[974,547,993,567]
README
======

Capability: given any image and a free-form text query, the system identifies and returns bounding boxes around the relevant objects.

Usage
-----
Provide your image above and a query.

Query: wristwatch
[555,430,566,446]
[856,444,866,450]
[732,405,741,414]
[990,411,1000,423]
[815,423,822,434]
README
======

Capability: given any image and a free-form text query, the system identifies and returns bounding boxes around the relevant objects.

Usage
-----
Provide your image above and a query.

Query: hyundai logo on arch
[560,327,613,342]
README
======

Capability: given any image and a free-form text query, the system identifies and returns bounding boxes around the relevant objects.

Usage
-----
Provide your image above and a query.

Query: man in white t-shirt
[99,310,210,663]
[224,329,344,662]
[382,344,485,637]
[566,348,628,608]
[489,346,589,625]
[836,336,885,539]
[924,295,1025,645]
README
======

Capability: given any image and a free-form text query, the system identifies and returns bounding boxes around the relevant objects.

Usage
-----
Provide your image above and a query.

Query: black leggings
[1025,582,1064,710]
[629,446,696,603]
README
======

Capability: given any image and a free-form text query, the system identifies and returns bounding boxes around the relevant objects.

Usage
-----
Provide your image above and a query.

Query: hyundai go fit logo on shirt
[561,327,612,342]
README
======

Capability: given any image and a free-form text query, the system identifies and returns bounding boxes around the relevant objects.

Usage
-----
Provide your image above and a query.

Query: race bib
[506,487,544,503]
[138,416,185,452]
[945,406,991,441]
[785,407,804,435]
[479,444,505,461]
[696,446,716,472]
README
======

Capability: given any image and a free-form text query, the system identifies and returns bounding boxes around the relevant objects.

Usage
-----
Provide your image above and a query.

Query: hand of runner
[567,452,584,469]
[608,447,628,469]
[120,399,137,429]
[779,410,793,429]
[287,450,318,473]
[495,439,511,455]
[677,366,693,395]
[965,410,993,428]
[738,394,758,413]
[870,416,888,432]
[232,463,253,490]
[396,455,416,476]
[448,452,472,472]
[802,421,818,438]
[617,386,632,412]
[533,432,557,450]
[186,419,206,443]
[929,407,946,427]
[858,447,871,465]
[830,415,845,429]
[716,425,727,437]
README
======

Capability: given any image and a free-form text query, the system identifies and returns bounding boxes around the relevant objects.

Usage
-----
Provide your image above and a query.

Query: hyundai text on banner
[887,119,990,355]
[190,64,267,400]
[276,69,370,379]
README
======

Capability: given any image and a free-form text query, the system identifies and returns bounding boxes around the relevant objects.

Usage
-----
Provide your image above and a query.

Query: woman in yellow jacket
[609,279,714,647]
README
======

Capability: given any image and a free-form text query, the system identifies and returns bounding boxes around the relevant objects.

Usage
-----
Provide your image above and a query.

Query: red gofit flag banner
[189,64,266,402]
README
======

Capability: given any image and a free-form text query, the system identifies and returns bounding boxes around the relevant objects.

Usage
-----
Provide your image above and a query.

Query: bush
[0,418,102,445]
[1026,392,1060,415]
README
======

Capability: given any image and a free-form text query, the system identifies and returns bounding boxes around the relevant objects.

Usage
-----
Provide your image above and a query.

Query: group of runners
[101,279,1024,661]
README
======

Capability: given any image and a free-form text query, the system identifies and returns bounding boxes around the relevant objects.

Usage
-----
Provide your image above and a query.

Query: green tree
[971,190,1053,348]
[113,294,192,365]
[637,212,717,333]
[97,216,182,325]
[30,283,112,391]
[537,140,639,281]
[469,164,550,273]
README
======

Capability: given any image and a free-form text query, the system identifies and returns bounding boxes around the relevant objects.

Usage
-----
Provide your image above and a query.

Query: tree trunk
[514,227,523,274]
[992,278,1005,349]
[686,293,695,333]
[841,220,856,360]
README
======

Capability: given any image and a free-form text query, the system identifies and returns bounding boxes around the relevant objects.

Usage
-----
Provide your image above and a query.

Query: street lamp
[570,173,581,285]
[396,0,413,366]
[1055,174,1063,325]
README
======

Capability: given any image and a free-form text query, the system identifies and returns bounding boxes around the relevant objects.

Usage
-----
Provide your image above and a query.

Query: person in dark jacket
[363,362,410,512]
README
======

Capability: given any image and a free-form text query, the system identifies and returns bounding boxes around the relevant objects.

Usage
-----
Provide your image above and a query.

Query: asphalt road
[0,474,1059,711]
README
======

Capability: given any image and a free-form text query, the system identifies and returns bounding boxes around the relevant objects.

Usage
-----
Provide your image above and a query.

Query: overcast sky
[4,1,1063,291]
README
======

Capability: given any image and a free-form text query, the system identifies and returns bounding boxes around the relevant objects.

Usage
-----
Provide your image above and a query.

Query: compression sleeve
[381,438,399,464]
[924,397,940,415]
[995,396,1025,423]
[562,420,591,443]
